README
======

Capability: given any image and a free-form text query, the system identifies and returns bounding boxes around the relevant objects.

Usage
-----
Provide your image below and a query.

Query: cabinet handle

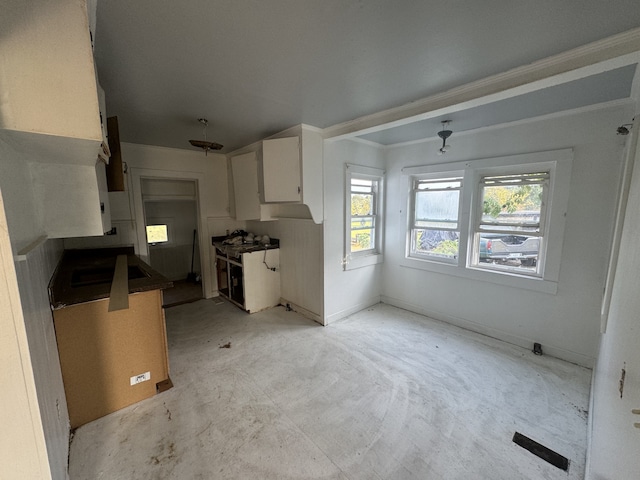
[297,186,301,194]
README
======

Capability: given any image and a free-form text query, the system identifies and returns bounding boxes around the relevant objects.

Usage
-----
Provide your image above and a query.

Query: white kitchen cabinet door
[263,136,301,202]
[231,152,261,220]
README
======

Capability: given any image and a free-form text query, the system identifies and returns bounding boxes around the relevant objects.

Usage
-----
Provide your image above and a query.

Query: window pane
[412,229,459,259]
[351,228,375,252]
[351,178,374,194]
[480,178,544,232]
[146,224,168,243]
[477,233,540,270]
[351,193,374,216]
[415,190,459,228]
[351,216,374,230]
[416,178,462,190]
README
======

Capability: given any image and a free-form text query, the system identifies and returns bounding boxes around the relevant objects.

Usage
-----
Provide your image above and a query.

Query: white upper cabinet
[0,0,111,241]
[232,152,263,221]
[0,0,102,163]
[261,125,323,223]
[263,137,302,203]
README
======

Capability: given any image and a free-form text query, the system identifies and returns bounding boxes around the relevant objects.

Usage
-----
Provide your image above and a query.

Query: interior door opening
[141,178,204,307]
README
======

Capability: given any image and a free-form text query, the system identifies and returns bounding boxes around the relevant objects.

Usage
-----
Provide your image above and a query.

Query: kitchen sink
[70,265,150,287]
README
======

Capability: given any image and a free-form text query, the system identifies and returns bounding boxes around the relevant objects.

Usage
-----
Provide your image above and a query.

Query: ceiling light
[437,120,453,155]
[189,118,223,155]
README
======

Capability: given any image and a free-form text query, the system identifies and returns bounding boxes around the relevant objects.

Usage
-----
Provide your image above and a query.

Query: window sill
[399,256,558,295]
[345,253,384,271]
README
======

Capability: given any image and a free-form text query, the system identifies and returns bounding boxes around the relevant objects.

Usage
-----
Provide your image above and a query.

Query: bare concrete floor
[69,300,591,479]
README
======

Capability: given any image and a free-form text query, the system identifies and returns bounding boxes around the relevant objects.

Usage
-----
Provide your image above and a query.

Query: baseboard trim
[324,296,382,325]
[280,298,323,325]
[380,295,595,368]
[584,360,598,479]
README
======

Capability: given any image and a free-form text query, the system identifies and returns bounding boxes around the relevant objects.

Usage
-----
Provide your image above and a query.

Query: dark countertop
[49,247,173,309]
[213,242,280,258]
[212,236,280,258]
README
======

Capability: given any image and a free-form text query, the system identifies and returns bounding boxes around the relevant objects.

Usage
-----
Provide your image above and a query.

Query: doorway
[141,178,203,307]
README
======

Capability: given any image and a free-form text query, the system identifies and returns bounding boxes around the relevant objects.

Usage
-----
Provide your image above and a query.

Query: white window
[403,149,572,293]
[146,224,169,244]
[345,164,384,270]
[410,176,463,263]
[471,171,549,275]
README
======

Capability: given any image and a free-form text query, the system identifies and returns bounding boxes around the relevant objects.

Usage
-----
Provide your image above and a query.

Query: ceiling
[94,1,640,153]
[357,65,638,145]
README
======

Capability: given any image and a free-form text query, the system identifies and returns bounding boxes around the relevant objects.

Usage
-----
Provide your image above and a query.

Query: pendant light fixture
[437,120,453,155]
[189,118,223,155]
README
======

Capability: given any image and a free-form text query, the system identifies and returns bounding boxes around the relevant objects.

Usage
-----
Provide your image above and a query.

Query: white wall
[0,137,69,480]
[247,219,324,321]
[0,148,43,253]
[14,238,68,480]
[587,111,640,479]
[323,139,385,323]
[382,104,633,367]
[0,189,57,480]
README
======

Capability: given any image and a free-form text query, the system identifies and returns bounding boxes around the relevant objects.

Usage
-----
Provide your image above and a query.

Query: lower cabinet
[53,289,170,428]
[216,248,280,313]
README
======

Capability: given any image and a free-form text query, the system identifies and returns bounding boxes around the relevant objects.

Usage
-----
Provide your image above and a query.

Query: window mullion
[458,169,474,267]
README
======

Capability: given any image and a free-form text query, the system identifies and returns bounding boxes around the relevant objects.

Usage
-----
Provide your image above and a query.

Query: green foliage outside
[351,194,373,216]
[482,184,542,218]
[431,239,458,256]
[351,231,372,251]
[351,193,374,251]
[415,230,458,257]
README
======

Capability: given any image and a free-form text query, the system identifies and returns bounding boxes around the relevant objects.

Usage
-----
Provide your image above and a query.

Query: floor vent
[512,432,569,471]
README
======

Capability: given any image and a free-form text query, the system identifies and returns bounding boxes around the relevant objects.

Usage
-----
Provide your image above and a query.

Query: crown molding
[324,27,640,140]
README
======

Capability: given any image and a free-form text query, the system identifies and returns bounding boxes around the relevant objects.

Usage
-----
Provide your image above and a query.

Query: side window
[409,176,463,262]
[345,164,385,269]
[349,176,378,254]
[471,172,549,275]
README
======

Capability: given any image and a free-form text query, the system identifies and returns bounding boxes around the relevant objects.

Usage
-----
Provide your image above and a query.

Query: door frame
[131,168,210,298]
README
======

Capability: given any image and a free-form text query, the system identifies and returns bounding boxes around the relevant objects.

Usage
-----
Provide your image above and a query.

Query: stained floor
[69,300,591,479]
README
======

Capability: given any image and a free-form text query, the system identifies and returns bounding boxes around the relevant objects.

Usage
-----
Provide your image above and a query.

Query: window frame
[408,173,464,264]
[344,164,385,270]
[401,149,573,294]
[468,169,551,277]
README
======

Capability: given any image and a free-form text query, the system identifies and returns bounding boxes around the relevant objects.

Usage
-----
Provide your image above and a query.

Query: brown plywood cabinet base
[53,289,170,428]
